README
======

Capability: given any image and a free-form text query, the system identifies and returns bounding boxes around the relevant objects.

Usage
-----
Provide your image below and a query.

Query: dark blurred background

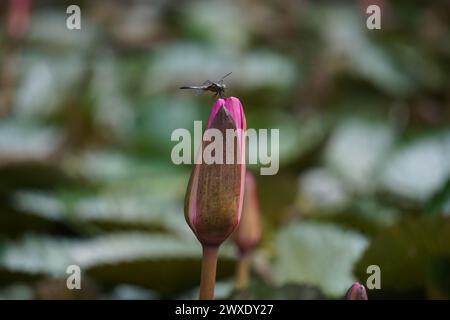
[0,0,449,299]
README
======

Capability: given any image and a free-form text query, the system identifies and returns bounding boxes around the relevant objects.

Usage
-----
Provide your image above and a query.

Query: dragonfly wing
[220,72,232,81]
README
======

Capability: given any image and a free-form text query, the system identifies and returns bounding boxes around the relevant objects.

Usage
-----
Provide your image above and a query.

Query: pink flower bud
[7,0,32,40]
[233,172,262,255]
[345,282,368,300]
[185,97,247,246]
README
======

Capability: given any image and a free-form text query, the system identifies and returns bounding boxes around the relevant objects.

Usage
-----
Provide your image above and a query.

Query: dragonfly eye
[222,84,226,89]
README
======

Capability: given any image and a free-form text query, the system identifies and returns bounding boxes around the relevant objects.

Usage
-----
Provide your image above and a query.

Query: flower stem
[199,245,219,300]
[235,253,250,291]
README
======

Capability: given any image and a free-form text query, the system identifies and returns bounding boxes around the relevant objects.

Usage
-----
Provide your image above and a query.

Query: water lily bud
[345,282,368,300]
[185,97,246,246]
[7,0,31,40]
[233,172,262,255]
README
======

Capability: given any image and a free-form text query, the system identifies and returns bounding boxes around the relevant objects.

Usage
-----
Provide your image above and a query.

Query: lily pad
[355,217,450,298]
[0,233,235,296]
[274,222,368,297]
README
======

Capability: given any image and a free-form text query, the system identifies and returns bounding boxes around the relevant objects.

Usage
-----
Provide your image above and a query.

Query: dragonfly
[179,72,232,98]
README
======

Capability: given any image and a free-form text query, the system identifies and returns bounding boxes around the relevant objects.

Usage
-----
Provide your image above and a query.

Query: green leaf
[0,120,62,164]
[355,217,450,298]
[379,132,450,202]
[320,6,413,95]
[325,118,395,193]
[0,233,236,296]
[274,222,368,297]
[0,284,33,300]
[13,191,189,235]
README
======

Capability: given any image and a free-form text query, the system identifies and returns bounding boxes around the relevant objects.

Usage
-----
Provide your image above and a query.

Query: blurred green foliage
[0,0,449,299]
